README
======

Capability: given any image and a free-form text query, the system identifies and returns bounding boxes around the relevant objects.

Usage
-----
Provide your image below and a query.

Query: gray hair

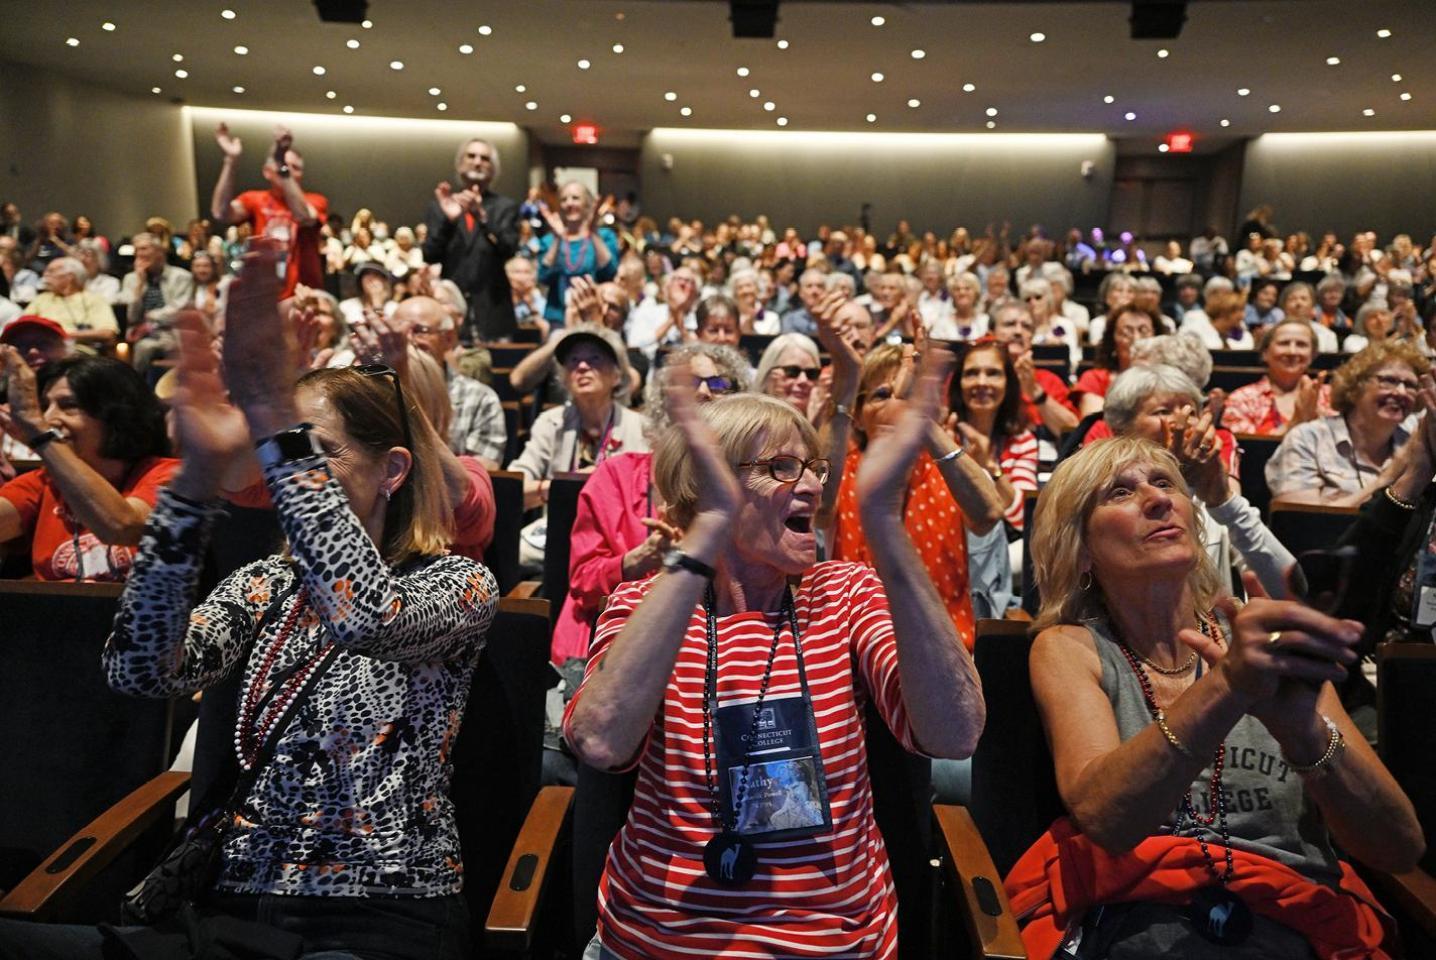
[1130,332,1213,388]
[642,343,753,436]
[824,272,856,296]
[78,238,109,272]
[131,231,162,250]
[1018,277,1052,304]
[51,256,87,287]
[1040,262,1073,294]
[1203,275,1235,299]
[434,278,468,321]
[1316,274,1346,297]
[455,138,501,179]
[799,267,827,285]
[728,267,759,293]
[948,271,982,296]
[1354,300,1391,338]
[1104,364,1203,434]
[754,332,820,393]
[1135,275,1163,293]
[1097,271,1136,302]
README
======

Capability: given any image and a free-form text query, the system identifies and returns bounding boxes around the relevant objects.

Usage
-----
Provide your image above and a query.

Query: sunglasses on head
[777,365,821,381]
[354,363,414,455]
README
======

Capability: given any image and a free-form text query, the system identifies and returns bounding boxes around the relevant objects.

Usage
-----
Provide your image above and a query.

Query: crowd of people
[0,123,1431,959]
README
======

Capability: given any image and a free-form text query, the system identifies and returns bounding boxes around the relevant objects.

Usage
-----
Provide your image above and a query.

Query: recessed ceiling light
[560,113,572,123]
[232,85,245,93]
[325,90,337,99]
[389,60,403,70]
[1400,92,1413,101]
[1157,48,1170,58]
[664,91,677,101]
[777,116,789,125]
[172,53,184,62]
[360,19,372,29]
[428,86,441,95]
[749,88,760,97]
[458,43,473,54]
[1124,111,1136,120]
[1219,118,1231,127]
[1363,108,1376,116]
[151,86,161,94]
[962,83,976,93]
[174,68,188,78]
[478,24,493,36]
[437,102,447,111]
[615,10,624,18]
[1325,56,1340,65]
[680,106,693,117]
[871,72,884,82]
[1158,143,1170,153]
[870,16,885,26]
[1392,73,1403,82]
[866,113,877,122]
[986,120,997,129]
[777,40,789,50]
[101,21,116,31]
[985,106,998,117]
[525,101,538,110]
[66,37,79,47]
[1377,28,1391,38]
[910,49,925,59]
[1103,95,1115,104]
[347,39,360,49]
[234,45,248,55]
[1030,32,1046,42]
[1268,104,1281,113]
[763,101,775,111]
[221,9,236,19]
[907,98,921,108]
[737,67,750,77]
[515,84,527,93]
[1236,87,1250,96]
[577,59,591,70]
[612,43,624,54]
[343,104,354,113]
[312,65,327,76]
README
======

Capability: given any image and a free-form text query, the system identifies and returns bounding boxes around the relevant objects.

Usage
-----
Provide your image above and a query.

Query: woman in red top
[1073,304,1156,417]
[946,337,1038,530]
[563,358,987,960]
[0,353,176,579]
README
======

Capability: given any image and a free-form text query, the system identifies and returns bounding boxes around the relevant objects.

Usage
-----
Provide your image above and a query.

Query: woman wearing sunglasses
[562,350,986,960]
[0,243,498,958]
[753,332,822,416]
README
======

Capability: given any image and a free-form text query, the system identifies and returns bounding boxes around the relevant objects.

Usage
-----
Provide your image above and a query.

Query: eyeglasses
[777,365,821,381]
[738,456,832,485]
[1372,373,1420,393]
[694,375,734,394]
[354,363,414,454]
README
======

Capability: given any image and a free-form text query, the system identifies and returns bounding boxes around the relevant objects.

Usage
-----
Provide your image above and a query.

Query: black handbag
[120,638,337,927]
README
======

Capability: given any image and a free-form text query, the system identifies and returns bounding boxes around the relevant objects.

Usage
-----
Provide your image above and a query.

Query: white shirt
[1180,311,1255,350]
[1310,320,1339,353]
[86,274,122,305]
[745,310,780,336]
[1154,255,1195,275]
[627,299,689,357]
[929,313,989,342]
[917,290,956,331]
[0,296,21,328]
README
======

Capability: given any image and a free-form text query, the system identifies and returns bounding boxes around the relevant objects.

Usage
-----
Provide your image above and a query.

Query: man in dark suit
[423,138,520,343]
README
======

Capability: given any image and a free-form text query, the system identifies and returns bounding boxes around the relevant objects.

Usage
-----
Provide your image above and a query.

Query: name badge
[1410,511,1436,627]
[715,692,831,842]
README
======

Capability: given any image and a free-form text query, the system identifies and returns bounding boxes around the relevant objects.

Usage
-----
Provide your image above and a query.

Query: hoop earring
[1078,571,1093,591]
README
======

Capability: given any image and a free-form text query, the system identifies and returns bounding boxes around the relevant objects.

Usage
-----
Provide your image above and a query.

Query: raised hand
[955,420,994,471]
[367,310,411,378]
[857,345,953,511]
[664,361,741,529]
[172,310,251,478]
[566,276,602,326]
[271,124,294,163]
[622,515,684,579]
[215,122,243,159]
[1165,404,1226,505]
[1292,371,1327,426]
[591,195,616,233]
[434,182,463,222]
[1205,387,1228,428]
[221,239,297,433]
[0,346,44,442]
[1012,350,1040,398]
[539,202,566,237]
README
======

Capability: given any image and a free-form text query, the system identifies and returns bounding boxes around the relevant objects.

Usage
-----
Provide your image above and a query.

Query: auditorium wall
[638,129,1118,237]
[0,63,197,235]
[186,108,531,231]
[1239,131,1436,240]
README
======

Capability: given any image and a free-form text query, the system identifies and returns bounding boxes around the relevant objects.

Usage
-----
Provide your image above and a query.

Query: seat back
[1377,644,1436,874]
[1031,343,1071,386]
[1268,499,1360,556]
[1021,490,1040,616]
[209,503,284,581]
[1234,433,1281,520]
[542,473,589,609]
[969,618,1063,878]
[485,470,527,595]
[1208,366,1264,393]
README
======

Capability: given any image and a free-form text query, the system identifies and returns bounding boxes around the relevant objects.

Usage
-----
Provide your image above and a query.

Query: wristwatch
[662,548,716,579]
[1032,388,1048,404]
[255,423,323,469]
[27,428,64,453]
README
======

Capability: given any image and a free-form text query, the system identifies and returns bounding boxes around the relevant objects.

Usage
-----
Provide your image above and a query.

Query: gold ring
[1267,631,1282,647]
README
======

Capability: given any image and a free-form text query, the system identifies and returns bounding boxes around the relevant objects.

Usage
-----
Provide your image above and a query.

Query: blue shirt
[537,227,619,325]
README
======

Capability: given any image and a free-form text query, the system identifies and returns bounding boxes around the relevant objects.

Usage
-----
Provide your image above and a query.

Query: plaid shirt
[448,373,506,464]
[1222,377,1334,436]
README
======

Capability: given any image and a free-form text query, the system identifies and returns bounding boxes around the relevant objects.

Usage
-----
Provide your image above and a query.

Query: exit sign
[572,123,599,145]
[1164,130,1194,153]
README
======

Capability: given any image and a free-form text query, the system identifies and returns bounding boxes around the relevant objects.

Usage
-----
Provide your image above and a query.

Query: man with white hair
[424,137,520,342]
[1176,274,1234,334]
[780,268,829,337]
[27,257,117,348]
[120,231,194,374]
[628,266,697,357]
[397,296,507,468]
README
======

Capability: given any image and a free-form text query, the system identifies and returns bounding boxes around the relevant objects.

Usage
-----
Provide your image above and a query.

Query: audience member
[628,266,698,356]
[0,235,40,303]
[1244,277,1285,330]
[1181,287,1254,350]
[506,256,546,327]
[186,251,228,325]
[780,268,828,337]
[121,231,195,375]
[1280,281,1338,352]
[693,293,742,347]
[752,332,821,416]
[1315,274,1350,332]
[937,271,987,340]
[338,261,397,327]
[1085,271,1136,346]
[27,256,117,349]
[989,300,1080,437]
[946,338,1038,530]
[538,182,618,331]
[1340,300,1392,355]
[1073,305,1156,416]
[397,296,506,468]
[1222,319,1334,436]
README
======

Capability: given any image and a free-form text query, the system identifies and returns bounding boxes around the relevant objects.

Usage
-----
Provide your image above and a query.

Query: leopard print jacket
[103,455,497,899]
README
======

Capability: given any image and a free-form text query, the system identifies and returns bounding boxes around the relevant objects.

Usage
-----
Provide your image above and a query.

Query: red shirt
[236,188,329,300]
[1022,368,1078,427]
[1071,366,1115,403]
[0,456,177,580]
[449,455,495,561]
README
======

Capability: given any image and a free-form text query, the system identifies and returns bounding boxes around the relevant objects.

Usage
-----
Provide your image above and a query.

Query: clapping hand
[566,276,603,326]
[171,310,251,484]
[221,239,298,433]
[1164,404,1227,505]
[857,345,953,513]
[215,123,243,159]
[622,514,684,579]
[539,202,566,237]
[1292,371,1327,426]
[435,182,464,222]
[0,346,44,443]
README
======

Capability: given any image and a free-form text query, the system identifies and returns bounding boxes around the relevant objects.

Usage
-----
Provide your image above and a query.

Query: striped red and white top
[563,561,924,960]
[996,430,1039,529]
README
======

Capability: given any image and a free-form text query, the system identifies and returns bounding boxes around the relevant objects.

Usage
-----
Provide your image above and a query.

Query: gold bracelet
[1154,709,1196,760]
[1384,485,1418,510]
[1287,715,1345,775]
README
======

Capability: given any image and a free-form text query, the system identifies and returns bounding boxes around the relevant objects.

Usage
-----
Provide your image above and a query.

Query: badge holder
[1409,510,1436,629]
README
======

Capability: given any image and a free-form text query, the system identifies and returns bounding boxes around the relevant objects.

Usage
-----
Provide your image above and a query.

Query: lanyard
[569,406,617,472]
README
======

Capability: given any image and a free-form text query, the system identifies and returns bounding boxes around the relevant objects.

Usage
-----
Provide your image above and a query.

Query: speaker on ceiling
[730,0,779,38]
[1129,0,1187,39]
[314,0,368,24]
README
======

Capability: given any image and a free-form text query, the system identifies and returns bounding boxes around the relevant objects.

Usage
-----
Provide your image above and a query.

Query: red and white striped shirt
[997,430,1039,529]
[563,562,923,959]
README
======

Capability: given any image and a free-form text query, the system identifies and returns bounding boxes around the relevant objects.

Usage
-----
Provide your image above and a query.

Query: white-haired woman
[1020,275,1081,367]
[28,256,117,348]
[1086,271,1138,346]
[1008,435,1421,958]
[730,266,779,334]
[754,331,822,416]
[564,354,985,959]
[538,181,618,330]
[934,271,987,341]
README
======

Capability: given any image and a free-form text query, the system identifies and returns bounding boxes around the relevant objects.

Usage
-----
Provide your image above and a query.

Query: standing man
[424,138,520,343]
[210,123,328,301]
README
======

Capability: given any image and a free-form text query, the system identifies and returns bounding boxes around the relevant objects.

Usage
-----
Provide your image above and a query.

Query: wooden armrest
[485,785,574,951]
[0,770,191,921]
[933,803,1027,960]
[1368,867,1436,942]
[505,580,542,600]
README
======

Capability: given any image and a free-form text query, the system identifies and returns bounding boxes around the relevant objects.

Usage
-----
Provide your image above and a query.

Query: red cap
[0,315,70,344]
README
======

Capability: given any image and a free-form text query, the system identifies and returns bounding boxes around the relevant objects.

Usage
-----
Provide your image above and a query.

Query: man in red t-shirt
[990,300,1079,437]
[210,122,328,300]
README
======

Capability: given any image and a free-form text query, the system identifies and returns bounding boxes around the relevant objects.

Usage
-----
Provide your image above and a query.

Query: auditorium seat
[1208,365,1265,393]
[486,469,527,596]
[540,472,589,612]
[1268,499,1360,556]
[1031,343,1070,385]
[1234,433,1281,519]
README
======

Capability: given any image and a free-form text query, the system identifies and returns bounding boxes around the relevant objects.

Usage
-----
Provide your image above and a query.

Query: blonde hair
[404,347,453,442]
[1330,339,1430,414]
[653,393,818,529]
[1031,436,1222,631]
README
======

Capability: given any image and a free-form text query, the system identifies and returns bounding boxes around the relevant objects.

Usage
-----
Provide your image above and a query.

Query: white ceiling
[2,0,1432,148]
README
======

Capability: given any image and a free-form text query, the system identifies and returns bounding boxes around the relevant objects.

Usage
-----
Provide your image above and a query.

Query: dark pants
[0,892,469,960]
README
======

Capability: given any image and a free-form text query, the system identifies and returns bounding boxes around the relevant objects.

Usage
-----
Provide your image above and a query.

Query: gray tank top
[1087,616,1341,882]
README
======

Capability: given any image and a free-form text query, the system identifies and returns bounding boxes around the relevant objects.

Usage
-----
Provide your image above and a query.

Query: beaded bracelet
[1384,486,1418,510]
[1287,715,1345,775]
[1155,709,1196,760]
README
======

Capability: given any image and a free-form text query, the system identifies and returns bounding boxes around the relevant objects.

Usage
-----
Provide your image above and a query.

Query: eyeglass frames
[737,456,832,485]
[354,363,415,454]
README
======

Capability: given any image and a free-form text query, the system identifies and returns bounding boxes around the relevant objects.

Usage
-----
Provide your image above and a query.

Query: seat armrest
[1367,867,1436,943]
[933,803,1027,960]
[505,580,542,600]
[0,770,191,921]
[485,785,575,951]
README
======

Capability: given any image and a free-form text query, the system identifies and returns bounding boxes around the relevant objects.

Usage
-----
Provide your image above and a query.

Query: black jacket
[422,191,520,341]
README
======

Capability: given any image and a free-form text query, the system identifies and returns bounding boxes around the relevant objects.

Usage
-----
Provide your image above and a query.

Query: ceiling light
[749,88,760,97]
[232,85,245,93]
[172,53,184,62]
[1219,118,1230,127]
[910,49,925,59]
[515,84,527,93]
[680,106,692,116]
[151,86,161,94]
[1124,111,1136,120]
[313,65,326,75]
[428,86,441,95]
[777,116,788,126]
[325,90,337,99]
[234,45,248,55]
[1268,104,1281,113]
[907,98,921,108]
[866,113,877,122]
[962,83,976,93]
[343,104,354,113]
[1400,92,1412,101]
[221,9,236,19]
[560,113,572,122]
[66,37,79,47]
[361,19,372,29]
[1236,87,1250,96]
[986,120,997,129]
[777,40,789,50]
[389,60,404,70]
[1325,56,1340,65]
[1158,143,1170,152]
[347,39,360,49]
[1377,28,1391,38]
[1363,108,1376,116]
[458,43,473,54]
[101,21,116,31]
[1157,48,1170,58]
[664,91,677,101]
[1392,73,1403,82]
[871,72,884,82]
[612,43,624,53]
[763,101,775,111]
[1103,95,1115,104]
[577,59,591,70]
[985,106,998,117]
[870,16,885,26]
[1029,32,1046,42]
[437,102,447,111]
[525,101,538,110]
[478,24,493,36]
[174,68,188,78]
[737,67,750,77]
